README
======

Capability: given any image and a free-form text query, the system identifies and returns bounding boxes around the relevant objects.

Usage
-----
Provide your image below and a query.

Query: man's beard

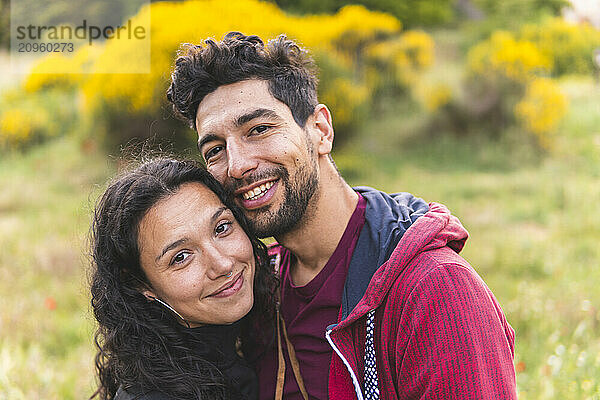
[225,160,319,238]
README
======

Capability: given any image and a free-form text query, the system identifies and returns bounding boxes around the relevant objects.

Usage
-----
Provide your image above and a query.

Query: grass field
[0,76,599,399]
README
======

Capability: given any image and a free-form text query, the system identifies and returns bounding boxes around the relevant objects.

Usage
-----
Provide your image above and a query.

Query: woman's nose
[204,250,235,280]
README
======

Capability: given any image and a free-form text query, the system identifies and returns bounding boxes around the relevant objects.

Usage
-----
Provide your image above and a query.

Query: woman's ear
[141,289,157,301]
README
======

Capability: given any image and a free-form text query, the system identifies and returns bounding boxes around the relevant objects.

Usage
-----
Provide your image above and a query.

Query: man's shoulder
[383,246,512,338]
[386,245,482,303]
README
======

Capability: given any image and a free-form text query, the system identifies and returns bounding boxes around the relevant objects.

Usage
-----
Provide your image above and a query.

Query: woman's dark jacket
[113,321,258,400]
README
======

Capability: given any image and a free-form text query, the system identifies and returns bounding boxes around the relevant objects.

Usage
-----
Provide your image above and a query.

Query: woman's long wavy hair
[89,158,277,399]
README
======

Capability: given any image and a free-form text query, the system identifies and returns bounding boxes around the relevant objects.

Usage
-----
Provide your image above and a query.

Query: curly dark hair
[89,158,278,399]
[167,31,319,131]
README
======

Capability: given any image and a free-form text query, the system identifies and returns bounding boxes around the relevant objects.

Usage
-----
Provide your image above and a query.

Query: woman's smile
[208,270,245,298]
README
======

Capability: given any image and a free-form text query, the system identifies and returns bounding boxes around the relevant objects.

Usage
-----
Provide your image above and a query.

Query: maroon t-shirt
[256,194,366,400]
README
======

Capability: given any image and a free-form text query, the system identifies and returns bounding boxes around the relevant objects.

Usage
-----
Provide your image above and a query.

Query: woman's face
[137,182,256,326]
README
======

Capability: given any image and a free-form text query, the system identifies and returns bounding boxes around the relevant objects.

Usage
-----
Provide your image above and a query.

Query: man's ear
[311,104,334,156]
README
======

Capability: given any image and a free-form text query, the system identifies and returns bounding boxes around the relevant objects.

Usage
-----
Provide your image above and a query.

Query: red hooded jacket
[325,201,517,399]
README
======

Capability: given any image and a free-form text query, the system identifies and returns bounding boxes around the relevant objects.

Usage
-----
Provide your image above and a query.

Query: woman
[89,158,277,400]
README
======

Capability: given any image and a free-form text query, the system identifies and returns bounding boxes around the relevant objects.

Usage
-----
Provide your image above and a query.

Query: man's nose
[226,141,257,180]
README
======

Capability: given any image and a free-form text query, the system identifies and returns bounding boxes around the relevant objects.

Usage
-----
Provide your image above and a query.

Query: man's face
[195,80,319,237]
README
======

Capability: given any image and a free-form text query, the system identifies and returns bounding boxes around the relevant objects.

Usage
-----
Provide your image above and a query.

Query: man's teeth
[243,181,274,200]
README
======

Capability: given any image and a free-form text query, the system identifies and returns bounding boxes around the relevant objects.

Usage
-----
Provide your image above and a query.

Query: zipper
[325,327,364,400]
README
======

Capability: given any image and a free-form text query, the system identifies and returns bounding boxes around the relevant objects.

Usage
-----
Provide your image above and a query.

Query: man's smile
[236,179,280,209]
[241,180,275,200]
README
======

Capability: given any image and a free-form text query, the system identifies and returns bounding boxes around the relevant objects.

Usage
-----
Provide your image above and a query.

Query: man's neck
[275,166,358,286]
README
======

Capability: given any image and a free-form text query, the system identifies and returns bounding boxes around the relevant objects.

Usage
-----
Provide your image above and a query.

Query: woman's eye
[215,221,232,235]
[205,145,224,161]
[171,251,191,265]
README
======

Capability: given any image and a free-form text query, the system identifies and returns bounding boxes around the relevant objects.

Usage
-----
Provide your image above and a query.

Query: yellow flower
[76,0,400,114]
[0,108,33,146]
[414,82,452,112]
[320,78,369,128]
[365,30,435,88]
[520,17,600,76]
[468,31,552,82]
[515,77,568,146]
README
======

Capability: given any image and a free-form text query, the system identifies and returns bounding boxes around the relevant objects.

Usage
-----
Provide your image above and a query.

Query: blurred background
[0,0,599,398]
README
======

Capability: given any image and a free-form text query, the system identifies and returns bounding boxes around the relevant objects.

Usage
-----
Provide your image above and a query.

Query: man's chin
[247,216,279,239]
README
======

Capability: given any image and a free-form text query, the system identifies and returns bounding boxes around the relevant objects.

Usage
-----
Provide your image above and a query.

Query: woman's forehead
[137,183,227,249]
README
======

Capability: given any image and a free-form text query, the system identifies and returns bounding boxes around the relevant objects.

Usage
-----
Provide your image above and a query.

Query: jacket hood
[338,191,468,329]
[340,187,429,320]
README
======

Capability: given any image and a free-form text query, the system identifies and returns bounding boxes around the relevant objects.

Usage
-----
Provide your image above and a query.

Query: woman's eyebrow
[155,206,228,262]
[157,238,188,262]
[211,206,228,223]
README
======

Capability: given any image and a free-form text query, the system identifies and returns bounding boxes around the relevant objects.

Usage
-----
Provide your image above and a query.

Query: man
[167,32,517,399]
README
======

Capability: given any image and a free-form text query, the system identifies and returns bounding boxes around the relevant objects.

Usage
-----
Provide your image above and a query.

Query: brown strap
[275,306,309,400]
[281,312,309,400]
[275,306,286,400]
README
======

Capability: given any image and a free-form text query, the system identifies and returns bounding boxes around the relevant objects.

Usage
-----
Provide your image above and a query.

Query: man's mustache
[223,166,289,194]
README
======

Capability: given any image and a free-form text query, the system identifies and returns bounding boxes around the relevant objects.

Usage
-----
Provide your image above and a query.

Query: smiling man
[167,32,517,400]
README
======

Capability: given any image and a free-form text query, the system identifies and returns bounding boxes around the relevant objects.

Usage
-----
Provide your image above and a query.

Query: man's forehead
[196,80,271,116]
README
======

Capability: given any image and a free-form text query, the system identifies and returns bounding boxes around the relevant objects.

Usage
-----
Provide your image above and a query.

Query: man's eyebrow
[197,133,219,152]
[235,108,280,127]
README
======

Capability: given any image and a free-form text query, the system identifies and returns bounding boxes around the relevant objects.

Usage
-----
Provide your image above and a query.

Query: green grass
[1,77,599,399]
[0,137,113,399]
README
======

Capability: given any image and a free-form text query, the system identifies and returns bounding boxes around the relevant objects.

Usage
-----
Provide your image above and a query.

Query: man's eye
[251,125,269,135]
[205,145,224,161]
[171,251,191,265]
[215,221,232,235]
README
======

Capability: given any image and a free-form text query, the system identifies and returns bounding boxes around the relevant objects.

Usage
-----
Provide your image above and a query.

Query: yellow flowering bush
[80,1,400,115]
[0,108,34,147]
[0,88,78,150]
[515,77,568,147]
[16,0,403,150]
[414,82,452,112]
[457,29,568,144]
[467,31,552,83]
[319,77,369,142]
[364,30,435,95]
[23,46,99,92]
[520,17,600,76]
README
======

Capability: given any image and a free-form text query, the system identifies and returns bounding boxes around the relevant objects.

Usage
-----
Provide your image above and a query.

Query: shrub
[426,29,568,146]
[0,88,78,150]
[365,30,435,95]
[272,0,454,28]
[414,82,452,112]
[515,77,568,147]
[21,0,402,152]
[0,108,35,148]
[520,17,600,76]
[467,31,552,83]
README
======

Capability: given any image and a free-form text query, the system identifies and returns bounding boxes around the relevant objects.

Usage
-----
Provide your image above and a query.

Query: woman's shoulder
[114,386,175,400]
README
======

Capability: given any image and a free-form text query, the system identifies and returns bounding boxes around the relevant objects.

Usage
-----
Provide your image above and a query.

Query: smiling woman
[89,158,278,400]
